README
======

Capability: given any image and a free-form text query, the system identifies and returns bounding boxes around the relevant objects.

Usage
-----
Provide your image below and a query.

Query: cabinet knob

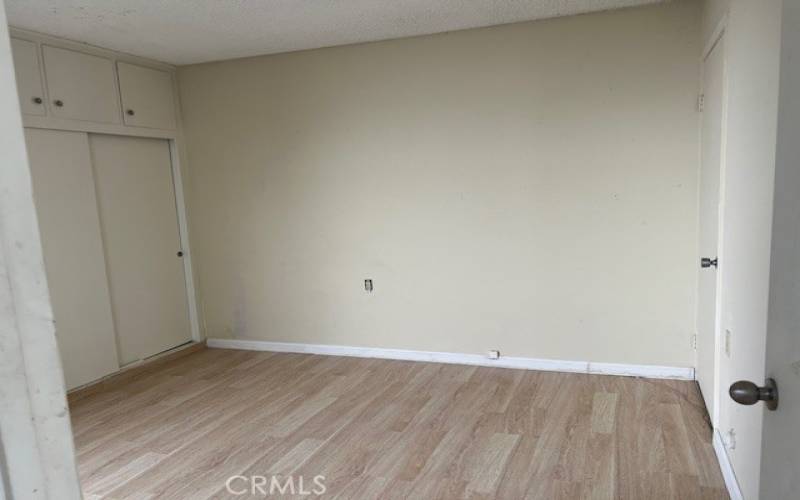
[32,97,43,104]
[126,109,135,116]
[53,99,64,107]
[177,251,184,257]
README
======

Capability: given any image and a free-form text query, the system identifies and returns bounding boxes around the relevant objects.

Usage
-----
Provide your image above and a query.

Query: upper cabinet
[118,62,177,130]
[42,45,120,124]
[11,33,179,134]
[10,38,46,116]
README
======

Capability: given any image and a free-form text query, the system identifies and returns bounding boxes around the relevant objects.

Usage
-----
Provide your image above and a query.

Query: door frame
[169,139,202,343]
[699,16,729,429]
[0,6,82,496]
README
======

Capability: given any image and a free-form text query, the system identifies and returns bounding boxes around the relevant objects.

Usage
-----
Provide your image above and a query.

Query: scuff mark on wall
[232,274,247,338]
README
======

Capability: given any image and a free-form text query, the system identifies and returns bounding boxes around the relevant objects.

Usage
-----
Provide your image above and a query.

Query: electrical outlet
[364,279,373,293]
[487,350,500,360]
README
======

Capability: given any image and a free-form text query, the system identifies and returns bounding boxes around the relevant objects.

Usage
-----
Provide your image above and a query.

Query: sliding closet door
[90,134,190,365]
[24,129,119,388]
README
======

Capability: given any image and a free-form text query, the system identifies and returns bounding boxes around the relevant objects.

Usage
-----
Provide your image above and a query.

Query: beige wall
[700,1,783,499]
[178,1,701,367]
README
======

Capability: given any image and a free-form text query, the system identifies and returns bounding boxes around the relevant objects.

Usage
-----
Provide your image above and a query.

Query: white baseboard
[713,428,743,500]
[206,338,695,380]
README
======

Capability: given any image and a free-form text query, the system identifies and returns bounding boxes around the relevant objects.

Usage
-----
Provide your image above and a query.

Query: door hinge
[725,329,732,357]
[697,94,705,112]
[691,333,697,350]
[725,428,737,450]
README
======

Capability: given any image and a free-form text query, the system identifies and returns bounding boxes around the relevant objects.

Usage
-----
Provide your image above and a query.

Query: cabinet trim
[23,116,179,139]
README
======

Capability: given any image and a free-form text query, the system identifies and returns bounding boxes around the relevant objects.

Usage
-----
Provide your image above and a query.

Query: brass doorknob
[729,378,778,411]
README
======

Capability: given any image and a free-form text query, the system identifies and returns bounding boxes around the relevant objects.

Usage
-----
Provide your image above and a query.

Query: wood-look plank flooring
[69,348,729,499]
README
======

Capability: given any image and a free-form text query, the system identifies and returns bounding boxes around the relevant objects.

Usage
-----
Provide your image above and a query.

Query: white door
[90,134,191,365]
[24,128,119,389]
[759,3,800,497]
[696,35,726,424]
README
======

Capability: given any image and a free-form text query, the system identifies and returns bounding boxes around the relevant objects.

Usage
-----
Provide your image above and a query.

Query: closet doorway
[26,129,191,387]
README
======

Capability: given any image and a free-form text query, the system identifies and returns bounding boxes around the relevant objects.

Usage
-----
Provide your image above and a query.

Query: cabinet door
[25,129,120,389]
[42,45,120,124]
[118,62,177,129]
[10,38,46,116]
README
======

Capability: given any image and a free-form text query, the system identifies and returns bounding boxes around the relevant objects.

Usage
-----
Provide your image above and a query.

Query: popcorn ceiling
[6,0,661,65]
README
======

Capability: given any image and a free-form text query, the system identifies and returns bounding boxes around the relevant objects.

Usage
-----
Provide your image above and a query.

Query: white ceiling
[5,0,661,65]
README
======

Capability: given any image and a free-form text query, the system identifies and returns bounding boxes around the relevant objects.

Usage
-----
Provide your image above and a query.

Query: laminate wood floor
[69,347,729,499]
